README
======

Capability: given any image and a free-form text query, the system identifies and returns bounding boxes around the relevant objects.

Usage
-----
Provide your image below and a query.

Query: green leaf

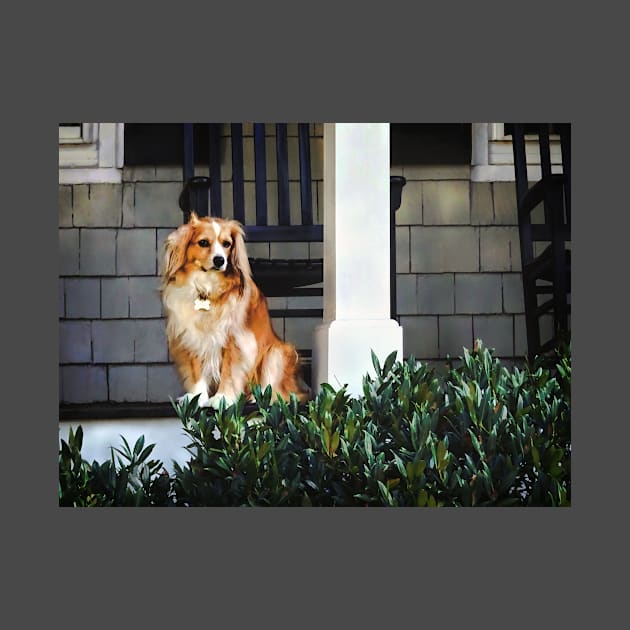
[437,440,448,472]
[377,481,392,505]
[394,454,407,479]
[364,431,374,462]
[320,383,337,398]
[74,426,83,452]
[387,478,400,491]
[330,431,340,458]
[119,435,132,459]
[112,446,131,464]
[531,440,541,469]
[468,430,483,456]
[405,461,415,481]
[137,444,155,465]
[382,351,397,377]
[345,415,358,443]
[332,387,348,412]
[257,442,270,462]
[371,350,381,376]
[60,440,71,461]
[354,493,374,504]
[416,489,428,507]
[133,435,145,458]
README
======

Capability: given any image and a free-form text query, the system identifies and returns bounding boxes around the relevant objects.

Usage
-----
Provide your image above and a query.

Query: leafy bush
[59,341,570,507]
[59,427,173,506]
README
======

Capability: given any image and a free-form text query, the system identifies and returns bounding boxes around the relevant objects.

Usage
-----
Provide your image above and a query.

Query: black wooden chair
[179,123,323,311]
[511,123,571,362]
[178,123,406,367]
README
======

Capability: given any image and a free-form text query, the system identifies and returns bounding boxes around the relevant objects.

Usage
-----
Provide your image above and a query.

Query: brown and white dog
[161,212,310,409]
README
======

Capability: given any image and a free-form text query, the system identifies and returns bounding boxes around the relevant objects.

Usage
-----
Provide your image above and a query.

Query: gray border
[8,3,625,626]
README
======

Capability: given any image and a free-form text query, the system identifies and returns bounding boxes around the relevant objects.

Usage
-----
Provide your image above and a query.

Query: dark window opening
[390,123,471,166]
[124,123,473,168]
[124,123,219,166]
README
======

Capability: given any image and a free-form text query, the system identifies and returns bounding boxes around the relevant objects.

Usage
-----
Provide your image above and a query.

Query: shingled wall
[59,125,542,405]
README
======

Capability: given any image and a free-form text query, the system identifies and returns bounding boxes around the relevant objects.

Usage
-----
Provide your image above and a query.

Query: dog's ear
[162,222,194,283]
[228,220,252,291]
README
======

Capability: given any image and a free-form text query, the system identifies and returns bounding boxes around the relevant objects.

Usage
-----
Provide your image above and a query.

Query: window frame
[58,123,97,144]
[59,123,125,183]
[471,122,563,182]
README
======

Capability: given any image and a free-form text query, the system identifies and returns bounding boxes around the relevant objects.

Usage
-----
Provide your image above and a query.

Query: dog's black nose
[213,255,225,268]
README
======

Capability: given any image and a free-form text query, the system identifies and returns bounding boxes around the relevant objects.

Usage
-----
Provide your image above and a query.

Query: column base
[312,319,403,397]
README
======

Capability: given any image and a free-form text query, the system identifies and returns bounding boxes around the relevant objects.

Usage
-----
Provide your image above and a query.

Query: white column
[312,123,403,397]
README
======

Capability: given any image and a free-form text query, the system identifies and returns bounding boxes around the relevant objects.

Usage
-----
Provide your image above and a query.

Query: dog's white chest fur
[162,277,251,386]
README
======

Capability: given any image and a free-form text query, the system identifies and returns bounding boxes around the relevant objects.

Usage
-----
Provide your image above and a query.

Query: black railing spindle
[231,123,245,223]
[298,123,313,225]
[276,123,290,225]
[208,123,222,217]
[183,123,194,194]
[254,123,268,225]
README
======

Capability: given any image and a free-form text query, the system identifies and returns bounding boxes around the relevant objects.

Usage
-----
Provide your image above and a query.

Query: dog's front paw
[176,392,196,405]
[178,391,211,408]
[207,393,236,410]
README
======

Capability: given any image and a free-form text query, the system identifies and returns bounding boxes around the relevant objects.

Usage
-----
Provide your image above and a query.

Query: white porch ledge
[59,418,188,473]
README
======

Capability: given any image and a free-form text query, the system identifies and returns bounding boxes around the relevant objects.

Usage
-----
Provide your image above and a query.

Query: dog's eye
[222,240,231,248]
[198,239,210,247]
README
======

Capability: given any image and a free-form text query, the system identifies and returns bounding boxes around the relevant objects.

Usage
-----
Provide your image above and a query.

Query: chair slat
[245,224,323,242]
[208,123,222,217]
[276,123,290,225]
[298,123,313,225]
[231,123,245,223]
[254,123,268,225]
[269,309,323,319]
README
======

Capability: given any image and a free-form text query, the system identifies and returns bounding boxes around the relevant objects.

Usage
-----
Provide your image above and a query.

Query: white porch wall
[312,123,403,396]
[59,418,188,474]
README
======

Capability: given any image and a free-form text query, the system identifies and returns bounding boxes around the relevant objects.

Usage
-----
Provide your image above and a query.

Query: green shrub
[59,340,571,507]
[59,427,173,506]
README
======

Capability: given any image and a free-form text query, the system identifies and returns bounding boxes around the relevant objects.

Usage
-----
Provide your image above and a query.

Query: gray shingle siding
[59,126,528,407]
[79,229,117,276]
